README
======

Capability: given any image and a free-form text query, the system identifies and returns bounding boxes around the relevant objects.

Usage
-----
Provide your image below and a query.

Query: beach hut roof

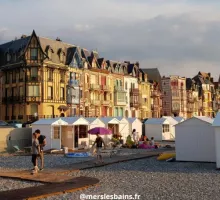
[213,112,220,127]
[127,117,139,123]
[144,118,167,124]
[175,116,214,126]
[99,117,120,124]
[61,117,89,125]
[32,118,68,125]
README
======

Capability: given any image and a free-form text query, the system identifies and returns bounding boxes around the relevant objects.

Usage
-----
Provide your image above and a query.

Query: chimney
[21,35,27,39]
[56,37,62,42]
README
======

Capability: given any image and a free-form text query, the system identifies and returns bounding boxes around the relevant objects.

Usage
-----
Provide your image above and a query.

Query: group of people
[32,129,46,174]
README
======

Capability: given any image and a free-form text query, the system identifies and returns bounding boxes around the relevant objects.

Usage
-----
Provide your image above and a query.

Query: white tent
[32,117,89,150]
[144,118,173,141]
[176,116,215,162]
[213,112,220,168]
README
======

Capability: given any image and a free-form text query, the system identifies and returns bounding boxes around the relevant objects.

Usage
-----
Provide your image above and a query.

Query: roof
[172,117,184,123]
[162,116,179,125]
[85,117,100,123]
[176,116,214,126]
[32,118,60,125]
[60,117,89,124]
[213,112,220,127]
[144,118,167,125]
[141,68,161,88]
[127,117,141,123]
[99,117,119,124]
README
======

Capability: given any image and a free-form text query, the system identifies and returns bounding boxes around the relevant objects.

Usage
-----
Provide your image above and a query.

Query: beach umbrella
[88,127,112,135]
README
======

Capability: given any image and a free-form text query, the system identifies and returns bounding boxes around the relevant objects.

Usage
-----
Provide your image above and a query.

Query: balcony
[90,84,100,90]
[26,96,41,102]
[102,100,110,105]
[11,116,16,120]
[130,88,139,95]
[91,100,101,105]
[114,85,125,92]
[18,115,23,120]
[102,85,111,91]
[48,77,53,82]
[151,104,159,110]
[151,90,160,97]
[5,116,9,120]
[130,102,139,108]
[26,76,41,82]
[114,93,126,106]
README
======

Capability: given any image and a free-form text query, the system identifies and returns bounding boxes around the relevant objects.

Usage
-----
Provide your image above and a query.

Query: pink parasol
[88,127,112,135]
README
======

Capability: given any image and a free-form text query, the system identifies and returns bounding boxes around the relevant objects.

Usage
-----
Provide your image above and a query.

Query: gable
[52,119,68,125]
[73,117,89,125]
[176,117,212,127]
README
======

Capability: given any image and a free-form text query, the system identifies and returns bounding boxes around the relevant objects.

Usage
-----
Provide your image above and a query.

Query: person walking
[35,129,46,171]
[92,133,106,164]
[31,132,40,174]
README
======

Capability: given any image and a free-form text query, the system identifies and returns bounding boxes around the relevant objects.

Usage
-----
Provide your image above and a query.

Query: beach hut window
[54,126,60,139]
[162,124,170,133]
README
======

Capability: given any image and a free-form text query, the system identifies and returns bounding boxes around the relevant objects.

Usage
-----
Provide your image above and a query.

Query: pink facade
[162,76,187,118]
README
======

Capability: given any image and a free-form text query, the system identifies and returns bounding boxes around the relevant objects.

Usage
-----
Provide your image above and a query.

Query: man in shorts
[35,129,46,171]
[92,133,106,164]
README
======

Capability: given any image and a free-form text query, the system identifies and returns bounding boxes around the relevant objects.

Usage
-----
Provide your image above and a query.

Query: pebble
[1,149,219,200]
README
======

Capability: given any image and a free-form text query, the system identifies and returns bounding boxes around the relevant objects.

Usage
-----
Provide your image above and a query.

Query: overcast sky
[0,0,219,80]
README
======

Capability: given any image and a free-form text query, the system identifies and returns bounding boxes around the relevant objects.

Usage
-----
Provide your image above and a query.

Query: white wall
[176,119,215,162]
[130,119,142,140]
[119,118,130,142]
[215,127,220,168]
[32,124,52,151]
[145,124,162,141]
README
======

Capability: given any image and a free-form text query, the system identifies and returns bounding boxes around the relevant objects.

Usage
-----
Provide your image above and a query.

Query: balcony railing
[5,116,9,120]
[102,100,110,105]
[130,102,139,108]
[114,86,126,93]
[91,100,101,105]
[102,85,110,91]
[26,76,41,82]
[151,90,160,97]
[130,88,139,95]
[26,96,41,102]
[90,84,100,90]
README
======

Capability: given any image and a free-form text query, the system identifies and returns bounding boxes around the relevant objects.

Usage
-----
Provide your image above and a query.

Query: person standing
[32,132,40,174]
[35,129,46,171]
[132,129,138,144]
[150,137,155,146]
[92,133,106,164]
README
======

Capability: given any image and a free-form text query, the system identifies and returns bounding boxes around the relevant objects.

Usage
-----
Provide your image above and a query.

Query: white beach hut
[127,117,142,138]
[86,117,108,145]
[144,118,173,141]
[162,116,179,140]
[175,116,215,162]
[32,118,68,151]
[213,112,220,168]
[32,117,90,150]
[115,117,130,141]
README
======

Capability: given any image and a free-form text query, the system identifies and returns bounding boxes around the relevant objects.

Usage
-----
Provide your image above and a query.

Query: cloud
[0,0,219,80]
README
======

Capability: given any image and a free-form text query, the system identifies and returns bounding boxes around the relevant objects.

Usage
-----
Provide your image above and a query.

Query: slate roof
[172,117,184,123]
[144,118,167,124]
[32,118,60,125]
[127,117,141,123]
[141,68,161,88]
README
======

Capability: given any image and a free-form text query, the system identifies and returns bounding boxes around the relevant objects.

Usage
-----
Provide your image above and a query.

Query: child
[32,132,40,174]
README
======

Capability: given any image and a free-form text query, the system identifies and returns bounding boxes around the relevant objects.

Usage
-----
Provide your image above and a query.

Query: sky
[0,0,219,80]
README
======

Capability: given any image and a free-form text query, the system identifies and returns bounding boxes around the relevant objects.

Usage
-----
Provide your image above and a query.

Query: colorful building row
[0,30,162,122]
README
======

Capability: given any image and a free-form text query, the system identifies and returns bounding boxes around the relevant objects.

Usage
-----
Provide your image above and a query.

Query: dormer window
[6,53,11,62]
[45,46,54,60]
[59,50,65,63]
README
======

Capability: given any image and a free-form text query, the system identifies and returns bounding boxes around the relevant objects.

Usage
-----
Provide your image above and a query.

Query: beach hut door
[52,126,61,149]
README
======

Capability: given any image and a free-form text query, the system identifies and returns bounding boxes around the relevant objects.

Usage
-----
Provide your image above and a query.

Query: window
[60,87,64,100]
[60,52,64,63]
[19,69,24,81]
[6,53,11,62]
[12,71,16,83]
[28,86,39,96]
[19,86,23,96]
[48,69,53,81]
[48,86,53,99]
[125,82,127,90]
[78,125,88,138]
[30,48,38,60]
[60,71,65,82]
[12,87,16,97]
[162,124,170,133]
[53,127,60,139]
[80,90,82,98]
[31,67,38,77]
